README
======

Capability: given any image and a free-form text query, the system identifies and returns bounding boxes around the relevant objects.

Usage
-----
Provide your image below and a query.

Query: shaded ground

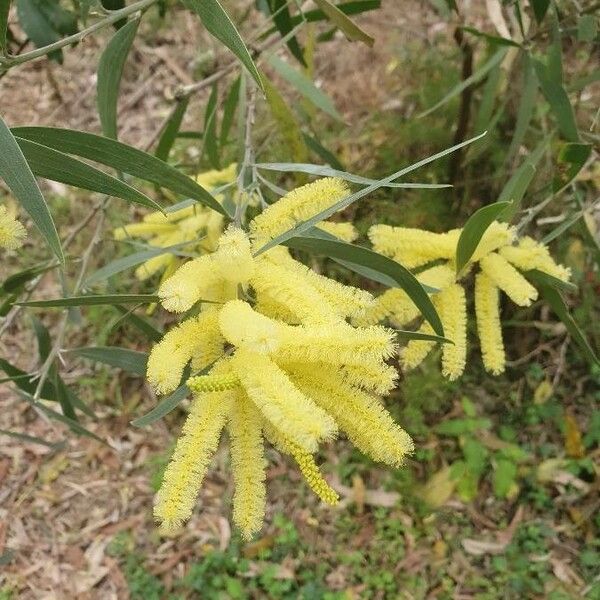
[1,2,599,599]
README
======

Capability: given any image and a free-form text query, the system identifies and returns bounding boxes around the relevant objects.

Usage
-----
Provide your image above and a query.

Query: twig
[235,83,257,227]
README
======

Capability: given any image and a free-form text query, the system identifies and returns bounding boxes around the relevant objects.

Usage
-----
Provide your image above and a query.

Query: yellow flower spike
[369,225,460,268]
[289,366,413,467]
[264,423,339,505]
[113,222,174,240]
[251,259,340,324]
[254,294,300,324]
[499,236,571,282]
[0,205,26,250]
[227,393,267,540]
[480,252,538,307]
[219,300,283,354]
[158,255,229,312]
[276,322,396,368]
[147,310,224,393]
[317,221,358,243]
[436,283,467,380]
[212,226,255,284]
[263,250,374,319]
[475,272,506,375]
[154,390,234,532]
[230,347,337,453]
[188,372,240,392]
[250,177,350,247]
[196,163,237,189]
[400,321,436,371]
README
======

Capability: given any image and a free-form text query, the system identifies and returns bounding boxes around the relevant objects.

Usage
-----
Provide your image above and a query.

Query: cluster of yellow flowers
[359,221,571,379]
[113,164,237,282]
[147,178,413,538]
[0,204,26,250]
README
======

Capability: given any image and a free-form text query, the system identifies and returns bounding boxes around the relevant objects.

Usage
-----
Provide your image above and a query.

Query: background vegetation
[0,0,599,598]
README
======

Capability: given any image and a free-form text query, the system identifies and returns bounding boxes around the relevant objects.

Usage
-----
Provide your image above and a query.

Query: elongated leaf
[536,283,599,366]
[283,235,444,337]
[1,262,57,294]
[312,0,373,46]
[18,294,159,307]
[114,305,163,342]
[0,0,9,53]
[0,357,55,399]
[0,428,63,448]
[255,131,486,255]
[131,383,189,427]
[255,161,451,189]
[269,0,305,65]
[182,0,262,88]
[529,0,550,24]
[552,143,592,191]
[85,240,195,285]
[396,329,451,344]
[97,18,140,139]
[533,58,579,142]
[220,77,241,146]
[203,83,220,169]
[461,26,521,47]
[525,269,577,293]
[455,201,511,273]
[577,15,597,43]
[302,133,345,170]
[155,97,190,162]
[70,346,148,376]
[0,117,63,262]
[419,48,507,118]
[268,55,342,121]
[16,137,162,211]
[11,127,226,215]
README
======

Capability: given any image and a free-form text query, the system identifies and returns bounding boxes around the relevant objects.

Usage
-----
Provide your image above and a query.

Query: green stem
[0,0,157,69]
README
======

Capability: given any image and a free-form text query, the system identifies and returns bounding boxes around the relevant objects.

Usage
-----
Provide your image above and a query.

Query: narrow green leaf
[0,357,55,399]
[268,55,342,121]
[11,127,226,215]
[577,15,597,43]
[1,262,57,294]
[455,201,511,273]
[220,76,241,146]
[255,161,451,189]
[472,63,502,136]
[131,383,189,427]
[536,283,599,366]
[97,17,140,139]
[461,26,521,47]
[529,0,550,24]
[16,137,163,211]
[70,346,148,376]
[268,0,305,65]
[203,83,220,169]
[395,329,452,344]
[0,0,9,53]
[0,117,63,262]
[0,428,64,448]
[419,49,507,118]
[53,370,77,421]
[18,294,159,307]
[525,269,577,293]
[114,305,163,342]
[533,58,580,142]
[552,143,592,191]
[155,96,190,162]
[302,133,345,170]
[312,0,373,46]
[255,131,486,255]
[283,235,444,337]
[182,0,262,89]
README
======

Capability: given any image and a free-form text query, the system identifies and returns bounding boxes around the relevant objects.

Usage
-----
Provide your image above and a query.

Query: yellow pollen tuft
[0,206,26,250]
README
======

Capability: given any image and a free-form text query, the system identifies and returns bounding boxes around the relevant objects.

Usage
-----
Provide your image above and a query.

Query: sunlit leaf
[312,0,373,46]
[70,346,148,376]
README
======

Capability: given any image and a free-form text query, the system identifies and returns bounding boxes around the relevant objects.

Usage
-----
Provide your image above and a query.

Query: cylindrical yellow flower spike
[289,366,413,467]
[251,259,340,324]
[113,222,175,240]
[188,372,240,392]
[369,225,460,268]
[475,273,506,374]
[147,309,224,394]
[227,394,267,540]
[264,422,339,505]
[212,226,255,284]
[219,300,283,354]
[230,348,337,453]
[480,252,538,307]
[400,321,436,371]
[0,206,26,250]
[196,163,238,189]
[317,221,358,243]
[499,236,571,282]
[154,390,233,532]
[436,283,467,380]
[250,177,350,247]
[469,221,516,263]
